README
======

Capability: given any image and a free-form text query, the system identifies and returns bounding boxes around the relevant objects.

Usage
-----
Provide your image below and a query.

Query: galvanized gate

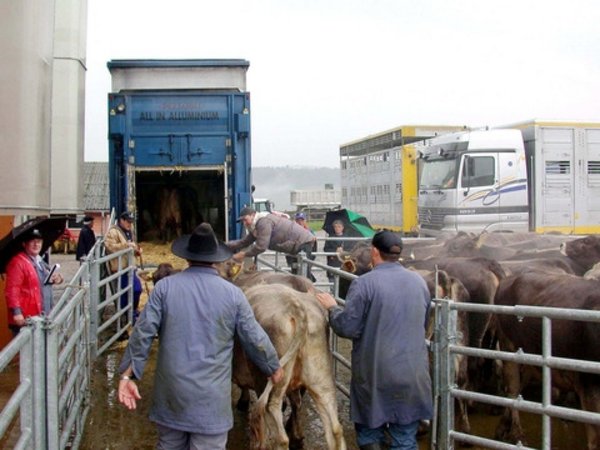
[432,298,600,450]
[259,250,600,449]
[0,233,136,449]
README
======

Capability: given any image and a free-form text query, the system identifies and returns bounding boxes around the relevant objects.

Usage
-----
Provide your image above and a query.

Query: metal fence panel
[432,298,600,450]
[0,223,135,449]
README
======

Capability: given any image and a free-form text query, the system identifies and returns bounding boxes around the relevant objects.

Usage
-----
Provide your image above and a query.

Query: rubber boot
[359,443,383,450]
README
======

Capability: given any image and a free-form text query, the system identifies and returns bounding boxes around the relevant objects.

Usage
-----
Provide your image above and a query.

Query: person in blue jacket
[316,230,432,450]
[117,223,283,450]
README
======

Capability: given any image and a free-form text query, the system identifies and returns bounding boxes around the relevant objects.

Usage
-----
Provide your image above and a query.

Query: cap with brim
[22,228,43,242]
[295,212,306,220]
[82,216,94,224]
[120,212,134,222]
[171,223,233,263]
[236,206,256,222]
[372,230,403,255]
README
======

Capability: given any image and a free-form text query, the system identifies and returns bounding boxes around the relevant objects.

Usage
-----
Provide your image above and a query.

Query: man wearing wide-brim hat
[117,223,283,449]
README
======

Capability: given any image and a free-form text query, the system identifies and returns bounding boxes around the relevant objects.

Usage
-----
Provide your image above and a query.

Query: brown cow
[236,283,346,450]
[561,235,600,272]
[494,271,600,449]
[412,268,473,435]
[158,187,182,241]
[151,262,181,284]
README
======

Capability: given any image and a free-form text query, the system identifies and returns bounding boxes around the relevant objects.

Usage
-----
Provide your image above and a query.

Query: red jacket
[4,252,42,325]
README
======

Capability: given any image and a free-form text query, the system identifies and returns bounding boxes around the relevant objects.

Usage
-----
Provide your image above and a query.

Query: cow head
[217,259,245,281]
[442,231,481,257]
[561,235,600,271]
[152,263,181,284]
[339,242,373,276]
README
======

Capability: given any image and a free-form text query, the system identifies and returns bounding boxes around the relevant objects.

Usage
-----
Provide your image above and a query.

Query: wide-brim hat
[171,223,233,263]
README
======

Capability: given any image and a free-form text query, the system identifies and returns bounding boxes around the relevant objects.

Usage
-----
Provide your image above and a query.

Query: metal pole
[541,316,552,450]
[44,316,59,450]
[128,249,134,325]
[29,317,48,449]
[89,246,99,360]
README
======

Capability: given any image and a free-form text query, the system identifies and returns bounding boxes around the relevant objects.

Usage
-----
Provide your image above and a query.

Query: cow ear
[436,270,450,298]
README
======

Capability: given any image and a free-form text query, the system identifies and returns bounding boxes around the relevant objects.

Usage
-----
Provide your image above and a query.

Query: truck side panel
[525,124,600,234]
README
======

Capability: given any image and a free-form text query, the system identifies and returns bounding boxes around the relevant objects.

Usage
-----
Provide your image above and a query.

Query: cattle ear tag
[230,263,242,278]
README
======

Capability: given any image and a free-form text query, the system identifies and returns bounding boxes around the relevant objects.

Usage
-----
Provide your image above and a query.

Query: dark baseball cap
[236,206,256,222]
[119,212,134,222]
[372,230,403,255]
[22,228,43,241]
[295,212,306,220]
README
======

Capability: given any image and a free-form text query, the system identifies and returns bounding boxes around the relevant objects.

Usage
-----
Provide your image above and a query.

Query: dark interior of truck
[135,170,226,242]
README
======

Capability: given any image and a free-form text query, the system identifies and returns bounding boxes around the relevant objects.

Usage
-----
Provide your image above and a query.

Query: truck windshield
[420,158,459,189]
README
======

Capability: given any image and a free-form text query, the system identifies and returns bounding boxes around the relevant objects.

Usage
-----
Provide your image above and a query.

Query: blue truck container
[107,59,252,241]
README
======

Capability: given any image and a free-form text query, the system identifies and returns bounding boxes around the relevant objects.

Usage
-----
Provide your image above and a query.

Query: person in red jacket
[4,228,63,336]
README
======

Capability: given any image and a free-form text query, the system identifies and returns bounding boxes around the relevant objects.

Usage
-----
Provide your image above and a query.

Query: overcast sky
[84,0,600,168]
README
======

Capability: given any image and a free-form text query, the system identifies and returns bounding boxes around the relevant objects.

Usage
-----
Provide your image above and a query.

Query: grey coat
[228,214,315,257]
[328,262,433,428]
[119,266,280,434]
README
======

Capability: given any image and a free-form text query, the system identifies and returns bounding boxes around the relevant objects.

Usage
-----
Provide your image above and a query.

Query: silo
[50,0,88,214]
[0,0,56,215]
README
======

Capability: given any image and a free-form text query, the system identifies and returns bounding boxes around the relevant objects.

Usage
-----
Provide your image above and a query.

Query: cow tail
[250,299,308,448]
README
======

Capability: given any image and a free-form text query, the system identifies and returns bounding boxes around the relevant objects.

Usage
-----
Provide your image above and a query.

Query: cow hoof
[236,398,250,412]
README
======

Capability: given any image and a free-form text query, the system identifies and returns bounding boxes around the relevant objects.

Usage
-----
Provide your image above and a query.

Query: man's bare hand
[118,379,142,410]
[269,367,284,384]
[315,291,337,309]
[232,252,245,263]
[13,314,25,327]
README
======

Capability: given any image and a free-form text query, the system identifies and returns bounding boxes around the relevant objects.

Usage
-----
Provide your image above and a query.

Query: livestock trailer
[107,59,253,241]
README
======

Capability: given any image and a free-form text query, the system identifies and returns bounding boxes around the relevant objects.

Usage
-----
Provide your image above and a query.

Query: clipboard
[44,264,60,285]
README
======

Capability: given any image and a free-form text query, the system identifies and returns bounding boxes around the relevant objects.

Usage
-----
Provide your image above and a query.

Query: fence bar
[0,380,31,437]
[89,245,100,359]
[451,431,535,450]
[450,345,600,375]
[30,317,47,450]
[46,317,60,450]
[452,389,600,426]
[541,316,552,450]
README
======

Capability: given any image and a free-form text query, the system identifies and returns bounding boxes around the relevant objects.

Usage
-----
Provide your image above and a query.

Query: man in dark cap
[315,230,432,450]
[228,206,317,281]
[76,216,96,262]
[4,228,64,335]
[117,223,283,449]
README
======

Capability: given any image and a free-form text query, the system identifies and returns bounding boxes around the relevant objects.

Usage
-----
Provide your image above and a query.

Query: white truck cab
[417,129,529,236]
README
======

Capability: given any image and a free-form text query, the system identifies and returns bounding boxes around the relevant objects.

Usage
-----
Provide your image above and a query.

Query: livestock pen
[1,234,599,449]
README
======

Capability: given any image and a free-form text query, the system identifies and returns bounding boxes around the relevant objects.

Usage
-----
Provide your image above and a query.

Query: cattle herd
[149,232,600,449]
